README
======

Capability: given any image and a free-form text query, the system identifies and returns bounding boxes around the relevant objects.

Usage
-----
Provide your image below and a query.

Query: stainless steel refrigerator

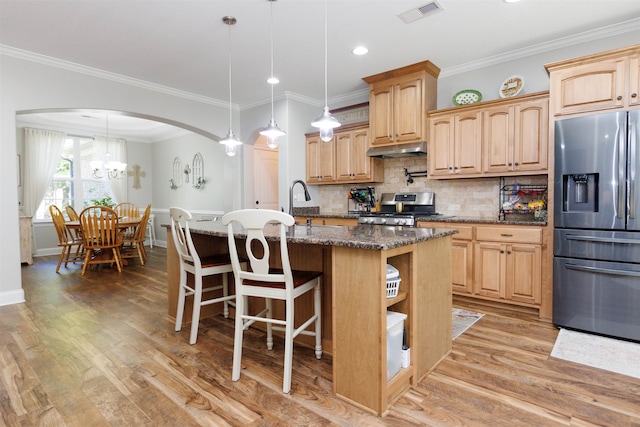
[554,110,640,342]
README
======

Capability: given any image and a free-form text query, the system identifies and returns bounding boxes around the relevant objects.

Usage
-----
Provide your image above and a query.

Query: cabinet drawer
[475,226,542,244]
[419,222,473,240]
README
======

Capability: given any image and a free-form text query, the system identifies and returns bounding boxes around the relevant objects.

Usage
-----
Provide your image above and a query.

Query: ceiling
[2,0,640,137]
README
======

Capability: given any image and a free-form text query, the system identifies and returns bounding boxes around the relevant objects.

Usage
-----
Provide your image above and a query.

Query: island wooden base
[166,229,452,416]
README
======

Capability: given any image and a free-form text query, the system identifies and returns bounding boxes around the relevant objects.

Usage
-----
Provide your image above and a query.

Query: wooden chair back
[50,205,74,244]
[115,202,140,219]
[79,206,122,249]
[65,205,79,221]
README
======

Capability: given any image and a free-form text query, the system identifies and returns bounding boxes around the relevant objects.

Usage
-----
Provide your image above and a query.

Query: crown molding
[0,45,237,110]
[440,18,640,77]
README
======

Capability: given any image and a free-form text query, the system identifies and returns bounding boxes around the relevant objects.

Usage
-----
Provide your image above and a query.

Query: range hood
[366,141,427,158]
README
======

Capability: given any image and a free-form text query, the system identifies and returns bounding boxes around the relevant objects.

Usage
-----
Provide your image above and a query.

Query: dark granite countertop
[293,211,547,226]
[170,220,457,251]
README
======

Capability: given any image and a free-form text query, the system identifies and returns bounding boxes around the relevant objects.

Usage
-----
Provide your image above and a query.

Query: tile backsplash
[318,157,548,219]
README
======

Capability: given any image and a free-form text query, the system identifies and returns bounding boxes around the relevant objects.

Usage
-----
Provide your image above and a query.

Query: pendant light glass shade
[311,0,340,141]
[260,0,285,149]
[220,16,242,157]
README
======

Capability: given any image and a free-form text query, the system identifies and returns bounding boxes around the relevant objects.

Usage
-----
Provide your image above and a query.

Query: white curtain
[93,136,128,203]
[23,128,66,216]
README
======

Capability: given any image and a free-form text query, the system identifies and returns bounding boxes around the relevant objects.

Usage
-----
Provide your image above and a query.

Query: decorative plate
[499,75,524,98]
[452,89,482,106]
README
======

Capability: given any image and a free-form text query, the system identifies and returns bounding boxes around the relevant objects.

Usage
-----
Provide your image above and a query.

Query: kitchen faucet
[289,179,311,217]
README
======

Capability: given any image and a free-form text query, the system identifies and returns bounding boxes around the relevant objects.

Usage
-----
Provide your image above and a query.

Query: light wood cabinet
[474,226,542,306]
[419,221,544,309]
[429,109,483,177]
[363,61,439,146]
[483,96,548,173]
[307,124,383,185]
[546,44,640,116]
[428,91,549,179]
[20,216,33,265]
[420,222,474,294]
[306,134,335,183]
[335,127,383,183]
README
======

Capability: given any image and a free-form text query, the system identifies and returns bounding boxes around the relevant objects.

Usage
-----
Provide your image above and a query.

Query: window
[35,137,115,221]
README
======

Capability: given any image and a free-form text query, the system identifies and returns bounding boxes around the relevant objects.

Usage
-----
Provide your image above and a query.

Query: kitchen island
[165,221,455,416]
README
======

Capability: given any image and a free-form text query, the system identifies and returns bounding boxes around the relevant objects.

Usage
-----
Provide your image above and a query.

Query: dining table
[66,216,143,266]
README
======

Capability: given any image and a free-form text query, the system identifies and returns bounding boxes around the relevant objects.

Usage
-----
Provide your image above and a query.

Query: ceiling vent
[398,1,444,24]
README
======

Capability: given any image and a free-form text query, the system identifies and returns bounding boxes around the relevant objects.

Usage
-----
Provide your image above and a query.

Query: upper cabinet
[363,61,440,147]
[306,123,383,185]
[306,134,336,184]
[483,95,549,174]
[546,44,640,116]
[428,92,549,179]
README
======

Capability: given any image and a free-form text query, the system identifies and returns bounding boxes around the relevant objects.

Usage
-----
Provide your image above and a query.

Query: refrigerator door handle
[617,118,626,220]
[565,263,640,277]
[565,234,640,245]
[630,120,637,220]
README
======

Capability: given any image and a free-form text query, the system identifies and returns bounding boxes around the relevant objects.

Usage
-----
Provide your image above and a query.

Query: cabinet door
[395,77,423,143]
[513,98,548,172]
[474,241,505,299]
[351,128,372,180]
[335,132,353,181]
[454,110,483,175]
[483,104,514,174]
[630,54,640,108]
[506,244,541,305]
[369,84,394,145]
[551,57,626,115]
[306,135,335,183]
[429,114,455,176]
[451,239,473,294]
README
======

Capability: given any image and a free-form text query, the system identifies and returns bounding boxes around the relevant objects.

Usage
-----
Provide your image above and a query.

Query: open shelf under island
[164,221,455,416]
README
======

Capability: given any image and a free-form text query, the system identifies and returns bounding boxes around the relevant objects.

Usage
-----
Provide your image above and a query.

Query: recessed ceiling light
[504,0,520,3]
[267,76,279,84]
[352,46,368,56]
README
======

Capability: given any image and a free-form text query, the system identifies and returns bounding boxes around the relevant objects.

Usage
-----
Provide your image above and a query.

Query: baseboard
[0,289,26,306]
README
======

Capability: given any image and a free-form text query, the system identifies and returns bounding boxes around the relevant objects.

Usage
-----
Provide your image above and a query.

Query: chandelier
[90,115,127,179]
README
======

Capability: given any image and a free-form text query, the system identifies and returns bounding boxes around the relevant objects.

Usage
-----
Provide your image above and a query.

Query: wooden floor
[2,248,640,426]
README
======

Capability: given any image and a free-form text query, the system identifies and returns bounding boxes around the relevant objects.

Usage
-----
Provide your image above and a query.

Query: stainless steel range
[358,192,437,227]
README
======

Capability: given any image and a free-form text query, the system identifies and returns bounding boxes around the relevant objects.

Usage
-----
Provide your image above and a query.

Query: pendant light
[311,0,340,142]
[90,114,127,179]
[219,16,242,157]
[260,0,285,149]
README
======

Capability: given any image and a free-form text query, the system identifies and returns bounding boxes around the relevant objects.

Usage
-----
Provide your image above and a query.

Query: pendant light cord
[227,20,233,130]
[270,0,275,117]
[323,0,328,107]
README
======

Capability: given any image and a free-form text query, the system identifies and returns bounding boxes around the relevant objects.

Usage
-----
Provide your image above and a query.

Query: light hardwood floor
[2,248,639,426]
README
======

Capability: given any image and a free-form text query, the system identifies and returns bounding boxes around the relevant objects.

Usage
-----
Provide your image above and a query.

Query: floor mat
[551,328,640,379]
[452,308,484,340]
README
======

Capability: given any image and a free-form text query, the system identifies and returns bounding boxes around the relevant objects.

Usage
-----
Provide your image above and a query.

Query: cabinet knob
[508,162,512,166]
[632,93,638,98]
[617,95,623,100]
[454,166,459,170]
[507,250,512,255]
[448,166,453,170]
[500,250,505,254]
[514,162,519,166]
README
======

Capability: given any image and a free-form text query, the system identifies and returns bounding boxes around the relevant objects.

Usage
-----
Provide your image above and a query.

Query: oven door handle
[565,234,640,245]
[565,263,640,277]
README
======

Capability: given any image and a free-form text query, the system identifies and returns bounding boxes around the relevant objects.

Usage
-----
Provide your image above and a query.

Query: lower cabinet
[420,221,543,309]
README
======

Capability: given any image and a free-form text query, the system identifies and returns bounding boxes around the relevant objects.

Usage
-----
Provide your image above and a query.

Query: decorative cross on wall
[128,164,147,189]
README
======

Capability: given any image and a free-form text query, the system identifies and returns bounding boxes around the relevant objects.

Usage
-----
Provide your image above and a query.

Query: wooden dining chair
[79,206,123,276]
[170,207,245,345]
[222,209,322,394]
[115,202,140,218]
[65,205,84,242]
[49,205,84,273]
[121,204,151,265]
[115,202,140,238]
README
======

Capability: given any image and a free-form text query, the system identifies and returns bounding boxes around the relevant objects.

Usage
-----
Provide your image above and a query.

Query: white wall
[0,54,243,306]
